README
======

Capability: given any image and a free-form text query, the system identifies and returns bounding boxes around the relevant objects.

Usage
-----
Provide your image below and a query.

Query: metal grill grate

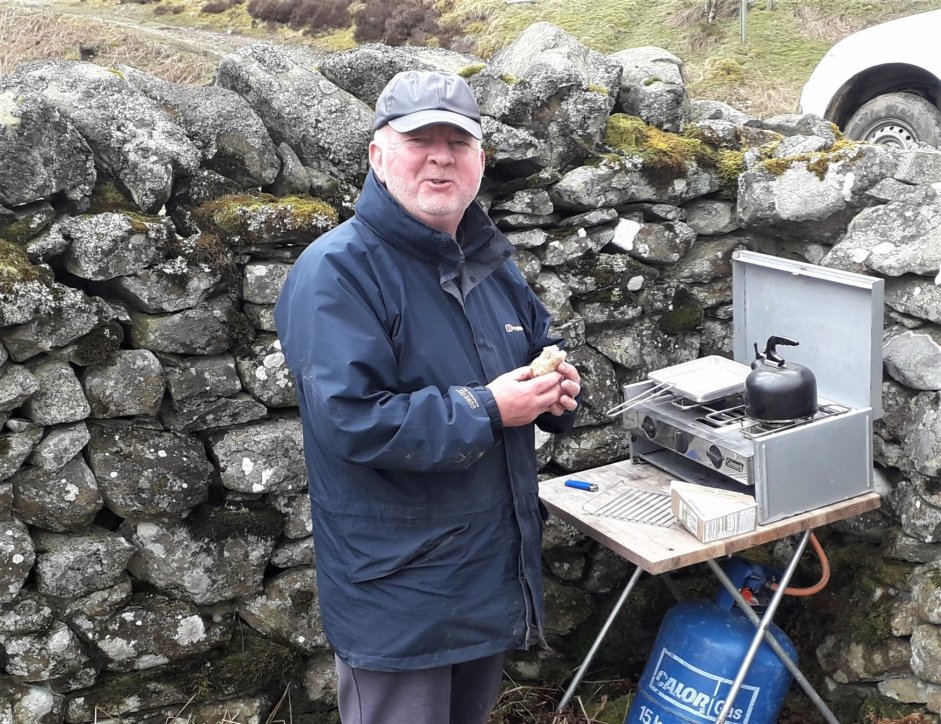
[581,481,676,527]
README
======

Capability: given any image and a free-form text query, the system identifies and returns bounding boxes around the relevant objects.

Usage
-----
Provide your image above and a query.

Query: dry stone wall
[3,20,941,723]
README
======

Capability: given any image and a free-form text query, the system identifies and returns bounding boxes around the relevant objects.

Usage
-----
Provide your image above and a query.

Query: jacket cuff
[475,386,504,431]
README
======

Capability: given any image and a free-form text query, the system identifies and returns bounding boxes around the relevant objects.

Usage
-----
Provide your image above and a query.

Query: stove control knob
[641,416,657,439]
[707,445,724,468]
[674,429,690,453]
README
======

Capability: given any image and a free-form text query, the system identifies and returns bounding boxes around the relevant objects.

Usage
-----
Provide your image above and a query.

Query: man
[275,70,581,724]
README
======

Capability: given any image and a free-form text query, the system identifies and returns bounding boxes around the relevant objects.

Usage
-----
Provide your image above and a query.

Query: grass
[0,6,217,83]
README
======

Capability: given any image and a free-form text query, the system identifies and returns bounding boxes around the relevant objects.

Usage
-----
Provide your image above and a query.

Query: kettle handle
[763,335,799,367]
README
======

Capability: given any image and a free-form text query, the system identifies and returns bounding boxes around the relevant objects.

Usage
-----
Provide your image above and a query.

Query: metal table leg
[556,565,645,712]
[710,530,838,724]
[708,556,840,724]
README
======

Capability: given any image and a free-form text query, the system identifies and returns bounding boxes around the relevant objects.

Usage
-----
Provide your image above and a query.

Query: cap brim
[387,110,482,140]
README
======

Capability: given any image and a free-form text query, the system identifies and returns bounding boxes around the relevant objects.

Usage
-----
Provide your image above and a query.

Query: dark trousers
[335,652,506,724]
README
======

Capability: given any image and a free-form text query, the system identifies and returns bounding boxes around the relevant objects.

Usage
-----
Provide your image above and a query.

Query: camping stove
[609,250,885,525]
[615,381,874,524]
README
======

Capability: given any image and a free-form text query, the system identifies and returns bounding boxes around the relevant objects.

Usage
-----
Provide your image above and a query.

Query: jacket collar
[355,170,511,267]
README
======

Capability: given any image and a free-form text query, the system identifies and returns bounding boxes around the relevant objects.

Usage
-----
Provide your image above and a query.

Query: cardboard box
[670,481,757,543]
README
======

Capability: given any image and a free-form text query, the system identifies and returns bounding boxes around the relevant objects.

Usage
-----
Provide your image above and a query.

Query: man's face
[369,123,486,237]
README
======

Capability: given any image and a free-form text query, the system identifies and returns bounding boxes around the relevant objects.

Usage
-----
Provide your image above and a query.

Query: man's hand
[487,361,581,427]
[547,361,581,417]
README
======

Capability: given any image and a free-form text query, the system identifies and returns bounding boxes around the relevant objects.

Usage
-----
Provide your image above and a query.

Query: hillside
[4,0,941,117]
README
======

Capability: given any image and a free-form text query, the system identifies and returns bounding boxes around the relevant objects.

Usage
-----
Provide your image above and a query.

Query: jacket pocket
[329,513,472,584]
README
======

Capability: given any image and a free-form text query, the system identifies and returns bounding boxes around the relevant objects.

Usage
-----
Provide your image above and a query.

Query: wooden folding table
[539,460,881,723]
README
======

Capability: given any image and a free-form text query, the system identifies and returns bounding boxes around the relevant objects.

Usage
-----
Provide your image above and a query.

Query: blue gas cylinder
[623,599,797,724]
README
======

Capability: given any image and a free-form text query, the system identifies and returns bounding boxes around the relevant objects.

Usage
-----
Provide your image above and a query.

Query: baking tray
[648,355,750,404]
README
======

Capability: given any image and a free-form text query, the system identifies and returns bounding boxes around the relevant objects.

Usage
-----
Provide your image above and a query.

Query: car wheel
[843,92,941,149]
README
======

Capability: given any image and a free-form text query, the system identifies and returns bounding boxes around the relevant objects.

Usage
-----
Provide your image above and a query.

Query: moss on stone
[0,238,41,293]
[191,192,339,247]
[603,114,715,190]
[659,288,704,334]
[760,137,863,181]
[588,82,609,96]
[88,181,138,214]
[458,63,486,78]
[0,213,50,245]
[168,232,238,278]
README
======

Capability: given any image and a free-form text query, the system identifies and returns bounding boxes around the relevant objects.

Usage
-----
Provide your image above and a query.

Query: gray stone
[160,352,241,405]
[885,276,941,325]
[129,295,253,355]
[160,393,268,433]
[237,566,328,653]
[269,492,312,540]
[0,518,35,604]
[86,422,210,519]
[216,44,372,185]
[234,337,296,408]
[0,427,42,483]
[0,591,54,636]
[683,198,739,236]
[486,22,621,171]
[108,257,226,314]
[737,142,896,242]
[2,620,90,682]
[551,424,632,471]
[533,226,611,267]
[0,81,96,207]
[210,417,306,495]
[32,527,135,598]
[884,327,941,390]
[21,358,90,425]
[70,592,231,671]
[481,117,550,177]
[269,141,311,195]
[564,344,620,428]
[690,99,753,125]
[15,60,200,213]
[588,317,700,372]
[317,42,474,106]
[817,627,911,683]
[823,197,941,277]
[122,504,282,604]
[120,65,280,188]
[0,364,39,412]
[28,421,90,472]
[550,156,721,211]
[760,113,838,142]
[11,455,101,532]
[622,220,697,265]
[610,46,690,132]
[243,261,292,305]
[243,303,278,333]
[506,228,549,251]
[270,537,313,569]
[666,234,748,283]
[59,212,167,281]
[0,284,112,362]
[492,189,554,216]
[912,623,941,686]
[82,349,165,418]
[893,147,941,185]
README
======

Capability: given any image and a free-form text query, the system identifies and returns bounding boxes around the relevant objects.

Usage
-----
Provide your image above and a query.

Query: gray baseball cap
[373,70,482,140]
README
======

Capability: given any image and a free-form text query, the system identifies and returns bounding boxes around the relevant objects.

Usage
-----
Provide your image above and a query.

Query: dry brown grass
[0,6,217,83]
[790,4,867,43]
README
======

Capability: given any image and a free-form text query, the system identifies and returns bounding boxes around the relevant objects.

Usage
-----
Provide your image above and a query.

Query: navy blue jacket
[275,170,576,671]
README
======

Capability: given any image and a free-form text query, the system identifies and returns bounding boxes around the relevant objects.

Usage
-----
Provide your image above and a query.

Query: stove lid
[731,250,884,418]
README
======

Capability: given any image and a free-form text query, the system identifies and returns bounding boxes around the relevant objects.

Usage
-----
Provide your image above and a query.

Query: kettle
[744,336,818,422]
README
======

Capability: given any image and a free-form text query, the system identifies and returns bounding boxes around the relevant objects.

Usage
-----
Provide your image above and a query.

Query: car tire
[844,92,941,149]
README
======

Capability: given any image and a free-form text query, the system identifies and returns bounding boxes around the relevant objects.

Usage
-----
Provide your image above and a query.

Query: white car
[799,10,941,149]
